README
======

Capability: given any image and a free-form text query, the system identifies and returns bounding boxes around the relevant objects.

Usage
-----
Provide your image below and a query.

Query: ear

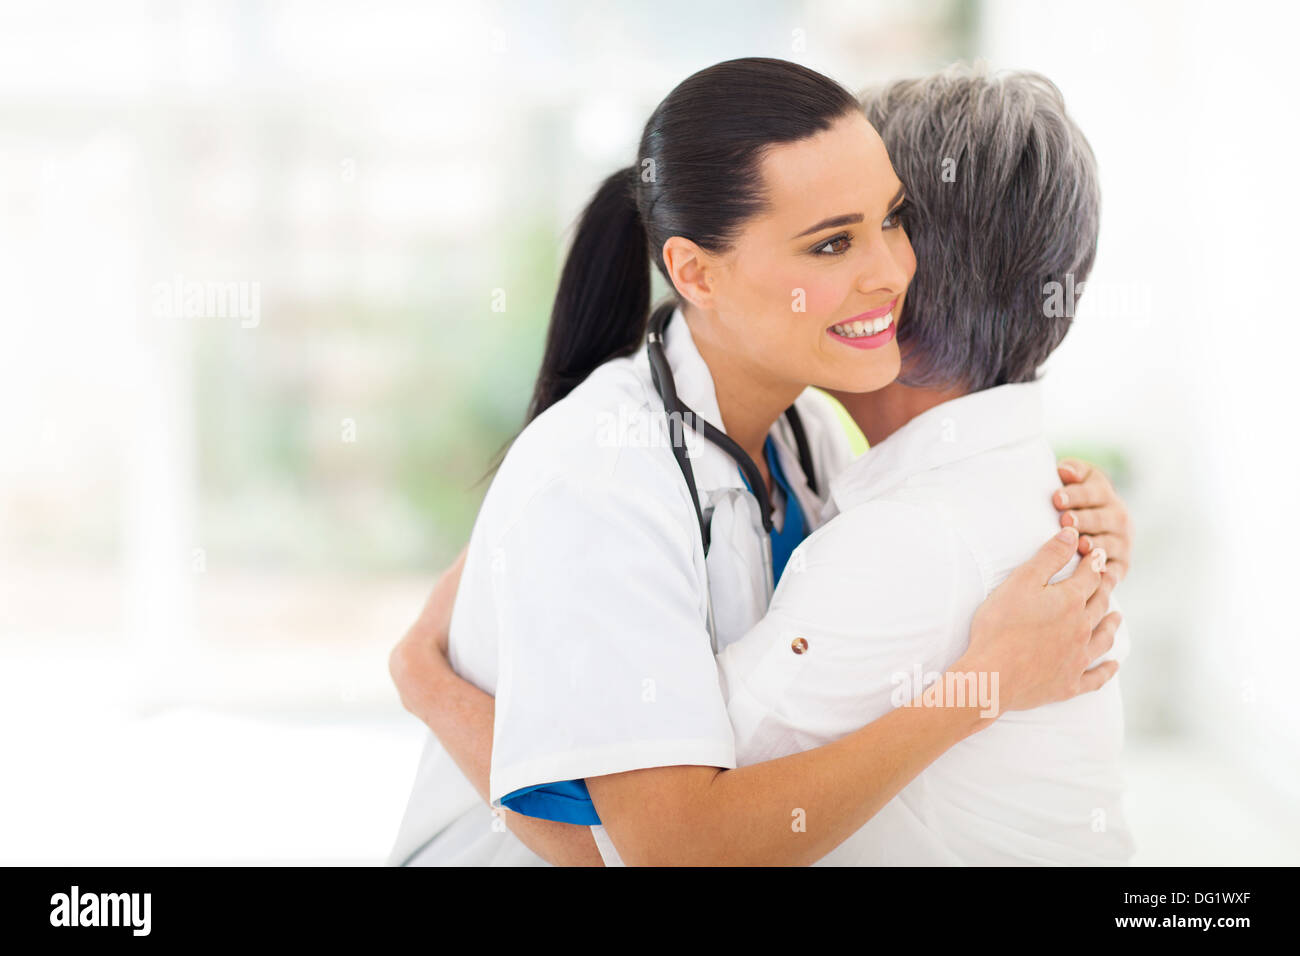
[661,236,718,310]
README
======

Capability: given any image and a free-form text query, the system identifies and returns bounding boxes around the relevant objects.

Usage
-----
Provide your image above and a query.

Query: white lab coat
[387,306,852,866]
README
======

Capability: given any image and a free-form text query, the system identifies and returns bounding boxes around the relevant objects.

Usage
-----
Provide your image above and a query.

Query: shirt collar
[640,306,744,491]
[634,305,824,505]
[829,381,1046,510]
[661,305,727,429]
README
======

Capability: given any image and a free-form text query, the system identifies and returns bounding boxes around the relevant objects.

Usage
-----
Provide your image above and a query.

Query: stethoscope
[646,302,818,649]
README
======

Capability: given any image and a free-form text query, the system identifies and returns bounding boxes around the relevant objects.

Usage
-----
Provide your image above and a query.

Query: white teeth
[832,312,893,338]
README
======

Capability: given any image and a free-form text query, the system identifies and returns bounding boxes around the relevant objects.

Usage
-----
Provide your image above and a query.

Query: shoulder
[484,356,696,553]
[503,355,651,478]
[773,498,983,623]
[795,497,967,573]
[892,433,1065,588]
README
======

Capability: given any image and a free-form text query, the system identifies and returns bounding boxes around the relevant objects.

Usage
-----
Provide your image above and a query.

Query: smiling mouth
[826,299,897,350]
[830,312,894,338]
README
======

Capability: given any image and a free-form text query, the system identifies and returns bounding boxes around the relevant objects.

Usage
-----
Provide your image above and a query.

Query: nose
[854,231,911,299]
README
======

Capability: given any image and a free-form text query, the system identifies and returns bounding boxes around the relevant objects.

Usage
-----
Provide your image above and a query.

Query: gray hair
[860,64,1100,392]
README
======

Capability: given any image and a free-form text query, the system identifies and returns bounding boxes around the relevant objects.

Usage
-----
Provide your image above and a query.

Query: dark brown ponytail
[526,166,649,421]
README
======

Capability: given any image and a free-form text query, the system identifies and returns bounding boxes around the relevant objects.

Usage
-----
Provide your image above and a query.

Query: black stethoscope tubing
[646,302,818,558]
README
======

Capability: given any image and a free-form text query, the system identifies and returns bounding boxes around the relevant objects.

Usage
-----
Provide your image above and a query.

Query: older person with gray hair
[714,65,1135,866]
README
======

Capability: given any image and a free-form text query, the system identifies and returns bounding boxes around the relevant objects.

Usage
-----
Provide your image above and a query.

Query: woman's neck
[833,379,968,447]
[684,309,801,493]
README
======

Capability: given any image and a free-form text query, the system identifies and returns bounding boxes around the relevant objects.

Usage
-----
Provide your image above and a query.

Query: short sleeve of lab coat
[487,454,737,807]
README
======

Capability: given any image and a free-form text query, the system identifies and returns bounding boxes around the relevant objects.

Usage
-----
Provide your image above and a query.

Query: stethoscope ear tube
[648,304,712,555]
[784,403,818,497]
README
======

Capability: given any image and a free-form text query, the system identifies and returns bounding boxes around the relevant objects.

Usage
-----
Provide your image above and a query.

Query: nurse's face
[690,111,914,395]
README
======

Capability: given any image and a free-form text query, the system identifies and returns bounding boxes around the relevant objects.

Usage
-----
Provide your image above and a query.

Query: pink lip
[825,298,898,350]
[843,299,896,323]
[827,322,896,350]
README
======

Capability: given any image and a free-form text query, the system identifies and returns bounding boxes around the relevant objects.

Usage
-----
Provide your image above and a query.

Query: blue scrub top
[498,435,808,826]
[751,435,807,584]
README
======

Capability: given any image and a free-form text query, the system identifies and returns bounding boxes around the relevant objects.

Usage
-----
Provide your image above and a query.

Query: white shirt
[716,381,1136,865]
[387,307,851,866]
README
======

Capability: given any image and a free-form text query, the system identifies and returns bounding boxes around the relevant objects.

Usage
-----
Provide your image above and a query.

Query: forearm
[711,686,984,865]
[591,680,987,866]
[392,546,602,865]
[418,665,604,867]
[411,664,494,801]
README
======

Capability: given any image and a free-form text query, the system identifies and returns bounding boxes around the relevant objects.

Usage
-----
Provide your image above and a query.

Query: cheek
[730,254,854,344]
[733,256,835,320]
[792,272,848,319]
[757,262,848,323]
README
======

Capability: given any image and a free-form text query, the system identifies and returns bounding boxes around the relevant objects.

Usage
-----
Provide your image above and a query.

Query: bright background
[2,0,1297,864]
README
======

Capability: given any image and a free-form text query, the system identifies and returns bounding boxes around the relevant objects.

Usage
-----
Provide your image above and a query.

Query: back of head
[860,64,1100,392]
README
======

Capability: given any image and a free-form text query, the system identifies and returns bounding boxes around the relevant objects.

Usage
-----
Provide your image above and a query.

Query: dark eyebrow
[792,212,863,239]
[790,184,907,240]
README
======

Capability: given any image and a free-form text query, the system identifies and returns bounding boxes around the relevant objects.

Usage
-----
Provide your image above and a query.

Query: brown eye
[883,200,910,230]
[814,235,851,256]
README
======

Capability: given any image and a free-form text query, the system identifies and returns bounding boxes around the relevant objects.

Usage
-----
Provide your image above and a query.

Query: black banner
[0,865,1289,943]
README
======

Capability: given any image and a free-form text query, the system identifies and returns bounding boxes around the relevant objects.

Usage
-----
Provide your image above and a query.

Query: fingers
[1054,462,1134,583]
[1077,531,1122,554]
[1059,503,1125,537]
[1099,565,1124,597]
[1084,570,1116,629]
[1061,539,1106,601]
[1086,609,1122,660]
[1024,527,1083,586]
[1053,463,1112,511]
[1056,458,1092,485]
[1078,658,1120,694]
[1092,554,1128,585]
[1078,532,1130,579]
[1062,515,1129,562]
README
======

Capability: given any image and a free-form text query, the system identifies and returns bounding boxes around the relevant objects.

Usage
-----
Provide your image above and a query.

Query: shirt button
[791,637,808,655]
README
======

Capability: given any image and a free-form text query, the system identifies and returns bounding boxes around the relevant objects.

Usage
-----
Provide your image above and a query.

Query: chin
[825,347,901,395]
